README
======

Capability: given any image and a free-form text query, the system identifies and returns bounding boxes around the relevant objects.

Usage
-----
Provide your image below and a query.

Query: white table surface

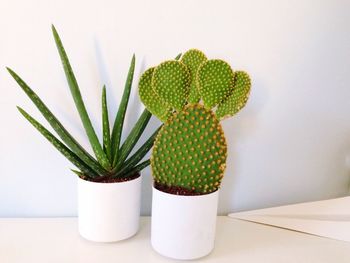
[0,216,349,263]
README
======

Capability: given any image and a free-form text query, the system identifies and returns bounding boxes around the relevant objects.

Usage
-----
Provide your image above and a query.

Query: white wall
[1,0,350,216]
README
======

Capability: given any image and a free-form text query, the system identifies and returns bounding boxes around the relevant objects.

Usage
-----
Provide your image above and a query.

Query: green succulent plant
[139,49,251,194]
[7,25,157,182]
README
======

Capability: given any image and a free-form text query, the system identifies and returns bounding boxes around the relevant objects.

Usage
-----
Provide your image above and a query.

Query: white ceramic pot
[151,186,219,260]
[78,175,141,242]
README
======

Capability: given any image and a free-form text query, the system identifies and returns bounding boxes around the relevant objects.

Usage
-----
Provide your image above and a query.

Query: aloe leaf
[52,25,111,170]
[114,109,151,167]
[102,86,112,162]
[7,67,107,176]
[118,159,150,179]
[17,106,98,178]
[175,53,182,60]
[116,126,160,176]
[70,169,86,179]
[111,54,136,163]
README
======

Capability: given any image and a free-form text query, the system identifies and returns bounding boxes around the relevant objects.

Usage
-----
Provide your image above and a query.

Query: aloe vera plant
[139,49,251,194]
[7,25,157,182]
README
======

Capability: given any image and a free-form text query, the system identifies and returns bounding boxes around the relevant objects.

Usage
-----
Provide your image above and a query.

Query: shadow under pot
[78,174,142,242]
[151,186,219,260]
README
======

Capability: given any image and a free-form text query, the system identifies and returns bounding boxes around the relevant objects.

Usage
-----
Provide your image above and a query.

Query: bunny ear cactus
[197,59,235,109]
[152,60,191,111]
[180,49,207,104]
[138,67,171,122]
[152,104,227,194]
[138,49,251,195]
[216,71,251,119]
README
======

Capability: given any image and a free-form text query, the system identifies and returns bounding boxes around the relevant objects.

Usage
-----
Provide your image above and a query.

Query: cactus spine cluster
[139,49,251,195]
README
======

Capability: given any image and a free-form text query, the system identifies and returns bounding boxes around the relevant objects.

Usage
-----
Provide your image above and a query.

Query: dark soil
[154,182,203,196]
[82,173,140,183]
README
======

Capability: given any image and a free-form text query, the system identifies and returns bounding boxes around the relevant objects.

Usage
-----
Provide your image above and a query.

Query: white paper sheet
[228,196,350,242]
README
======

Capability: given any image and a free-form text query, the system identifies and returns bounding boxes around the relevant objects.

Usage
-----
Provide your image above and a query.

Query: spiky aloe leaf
[152,60,191,111]
[116,127,160,177]
[197,59,234,109]
[102,86,112,161]
[216,71,251,120]
[175,53,182,60]
[139,68,171,122]
[7,68,107,176]
[181,49,207,104]
[119,159,150,178]
[52,25,110,170]
[114,109,152,167]
[71,169,86,179]
[111,54,136,164]
[17,107,98,178]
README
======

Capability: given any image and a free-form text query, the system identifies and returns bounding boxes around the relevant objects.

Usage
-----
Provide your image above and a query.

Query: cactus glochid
[138,49,251,195]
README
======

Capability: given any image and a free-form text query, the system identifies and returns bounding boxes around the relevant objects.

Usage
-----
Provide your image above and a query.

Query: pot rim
[78,173,141,185]
[152,185,219,198]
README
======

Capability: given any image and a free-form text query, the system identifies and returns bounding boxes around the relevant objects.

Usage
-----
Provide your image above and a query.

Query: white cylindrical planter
[151,187,219,260]
[78,175,141,242]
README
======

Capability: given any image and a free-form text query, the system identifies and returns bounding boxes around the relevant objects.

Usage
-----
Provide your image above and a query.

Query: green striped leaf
[52,25,111,170]
[102,86,112,162]
[175,53,182,60]
[70,169,86,179]
[119,159,150,179]
[114,109,152,167]
[7,67,107,176]
[17,107,97,178]
[111,54,136,164]
[116,127,160,176]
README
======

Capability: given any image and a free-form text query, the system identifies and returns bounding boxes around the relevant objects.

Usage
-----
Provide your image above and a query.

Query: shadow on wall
[219,74,269,215]
[218,70,350,214]
[344,145,350,194]
[93,38,153,138]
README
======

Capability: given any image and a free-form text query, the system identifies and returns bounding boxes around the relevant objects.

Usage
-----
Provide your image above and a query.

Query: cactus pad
[139,67,171,122]
[181,49,207,104]
[152,60,191,111]
[216,71,251,119]
[151,104,227,194]
[197,59,234,109]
